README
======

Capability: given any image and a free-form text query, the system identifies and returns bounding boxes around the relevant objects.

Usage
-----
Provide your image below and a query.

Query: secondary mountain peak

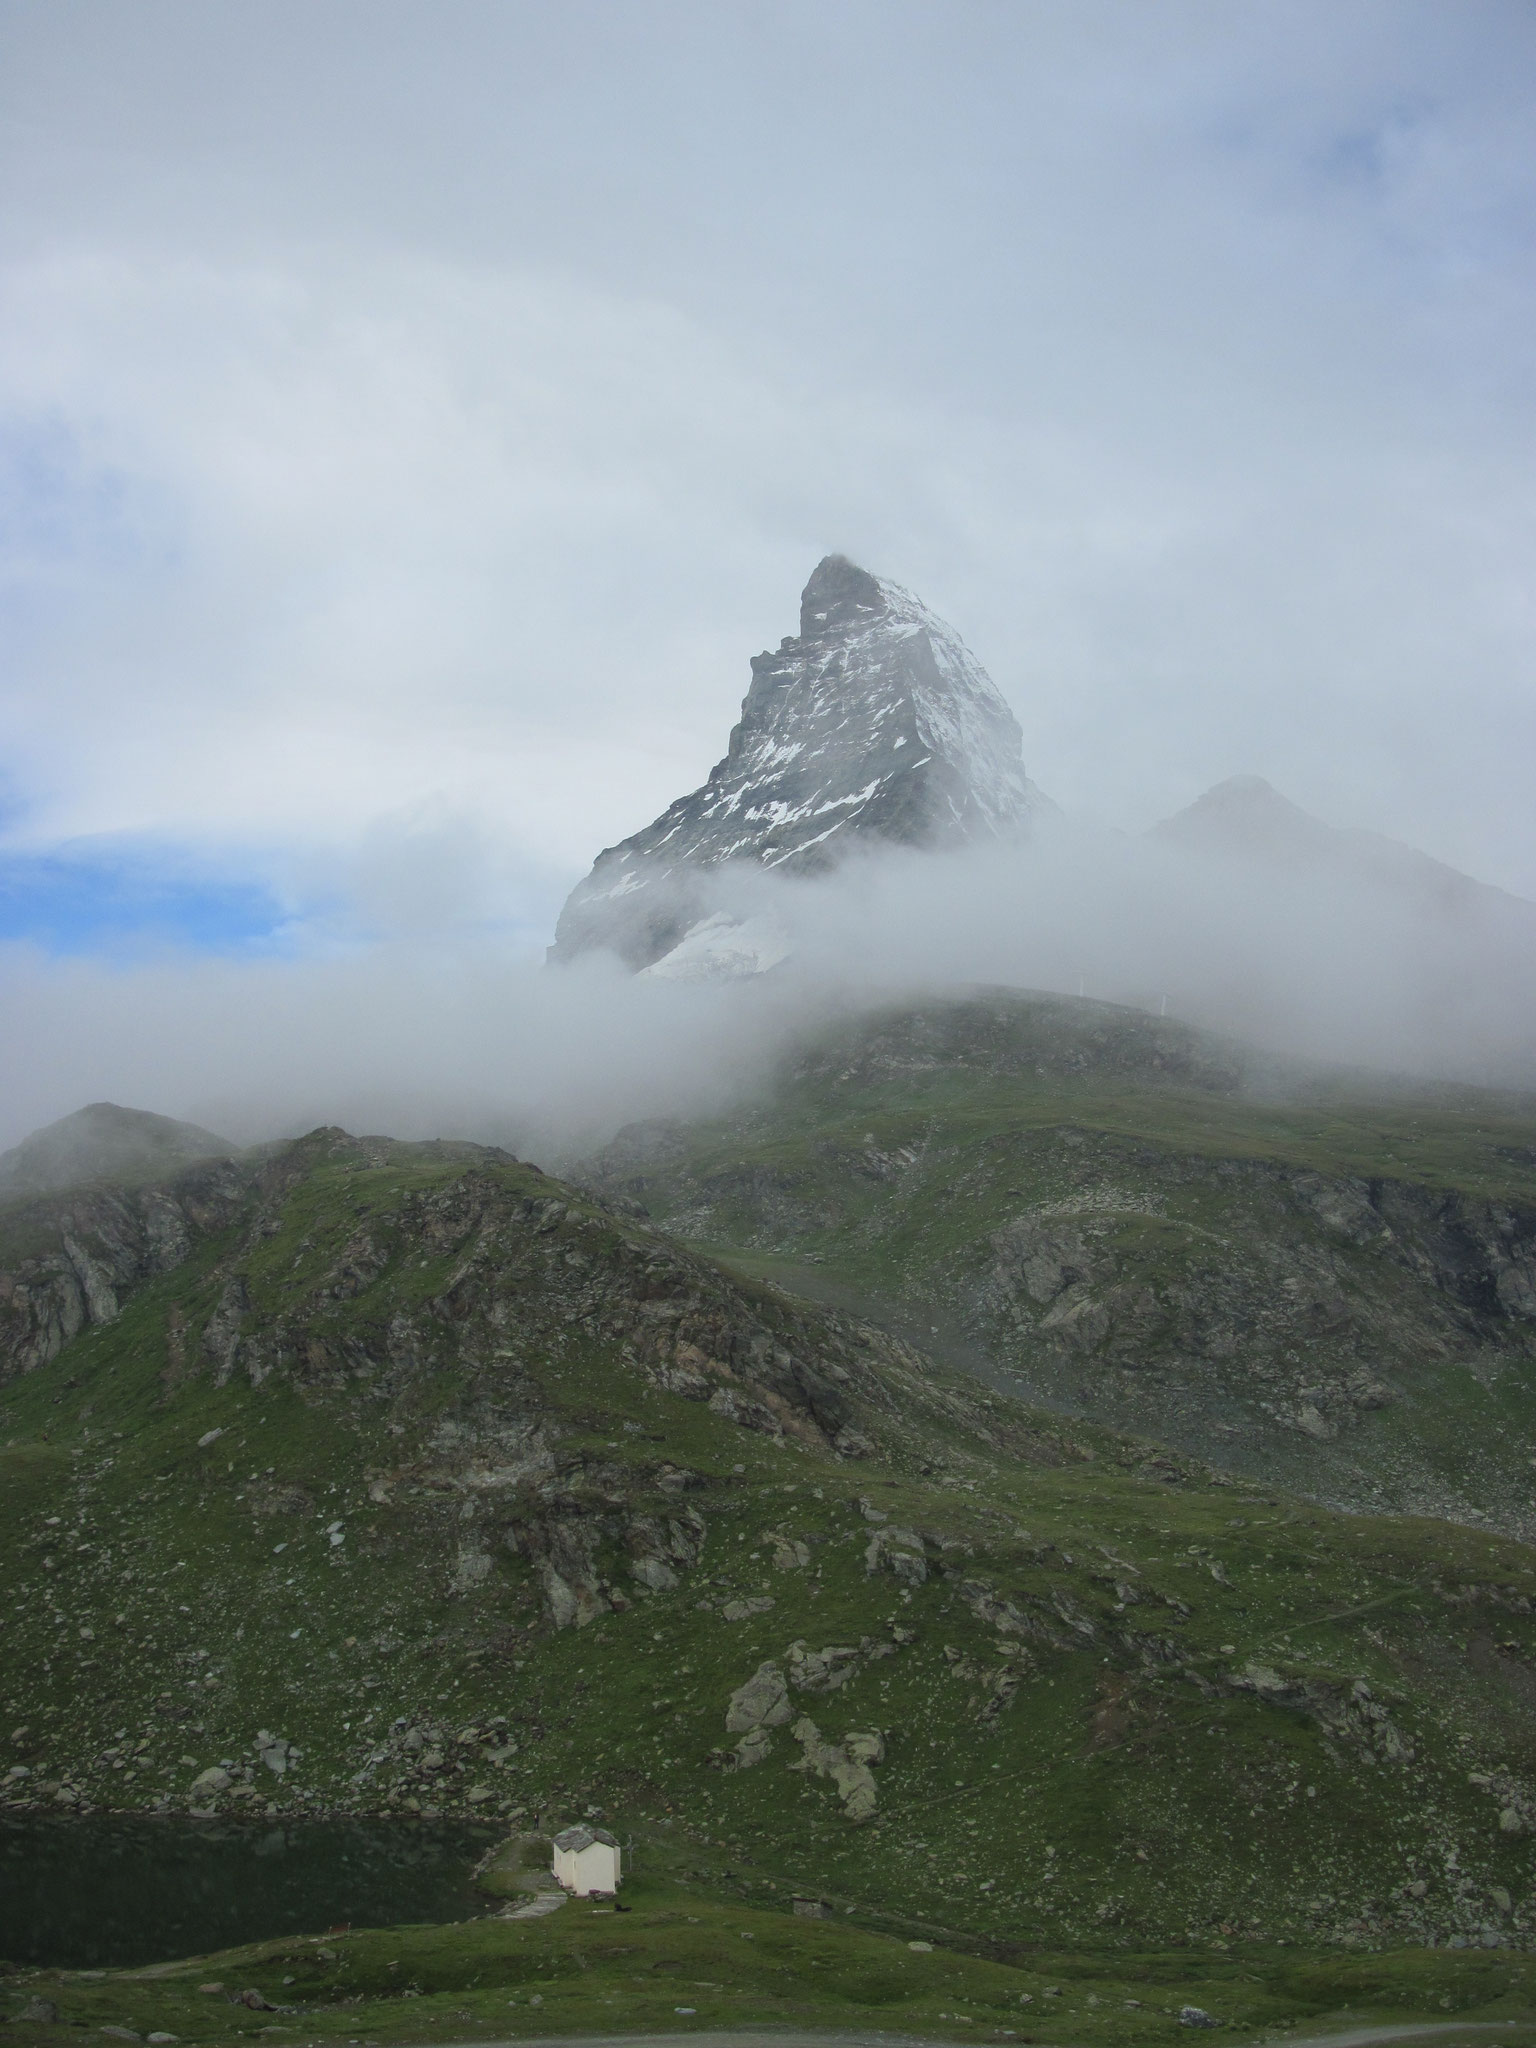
[0,1100,236,1199]
[550,555,1042,973]
[1154,775,1536,929]
[1154,774,1327,853]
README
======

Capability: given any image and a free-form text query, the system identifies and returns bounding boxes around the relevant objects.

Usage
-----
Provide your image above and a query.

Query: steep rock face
[551,555,1038,972]
[0,1132,523,1391]
[0,1161,255,1384]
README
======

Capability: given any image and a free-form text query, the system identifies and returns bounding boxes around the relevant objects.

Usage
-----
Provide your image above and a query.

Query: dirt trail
[434,2022,1535,2048]
[1258,2028,1528,2048]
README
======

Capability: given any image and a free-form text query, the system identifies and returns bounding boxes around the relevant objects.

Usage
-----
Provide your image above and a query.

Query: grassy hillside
[5,1871,1536,2046]
[578,990,1536,1532]
[5,1127,1536,1964]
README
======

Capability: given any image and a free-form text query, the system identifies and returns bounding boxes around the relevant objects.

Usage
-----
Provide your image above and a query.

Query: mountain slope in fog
[1155,774,1536,932]
[550,554,1046,975]
[7,1123,1536,1957]
[580,988,1536,1536]
[0,1102,236,1201]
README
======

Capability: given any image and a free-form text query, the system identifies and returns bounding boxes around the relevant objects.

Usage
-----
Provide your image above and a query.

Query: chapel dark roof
[553,1824,618,1851]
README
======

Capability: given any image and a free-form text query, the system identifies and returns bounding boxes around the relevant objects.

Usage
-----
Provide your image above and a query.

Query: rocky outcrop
[550,556,1043,973]
[1225,1665,1415,1764]
[865,1523,928,1584]
[508,1500,708,1626]
[726,1659,793,1735]
[723,1659,794,1766]
[790,1716,885,1821]
[0,1160,253,1385]
[199,1166,912,1463]
[972,1149,1536,1430]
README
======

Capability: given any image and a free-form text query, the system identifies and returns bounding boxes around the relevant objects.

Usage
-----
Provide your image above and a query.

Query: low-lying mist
[3,816,1534,1161]
[759,820,1536,1087]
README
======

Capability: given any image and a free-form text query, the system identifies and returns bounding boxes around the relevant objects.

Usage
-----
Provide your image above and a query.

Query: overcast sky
[2,0,1535,966]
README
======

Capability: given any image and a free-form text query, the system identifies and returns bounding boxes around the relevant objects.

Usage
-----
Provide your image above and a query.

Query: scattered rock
[1468,1768,1536,1836]
[1291,1404,1336,1442]
[790,1640,867,1692]
[1179,2008,1218,2028]
[449,1547,492,1593]
[720,1596,775,1622]
[789,1715,884,1821]
[865,1526,928,1585]
[255,1732,292,1776]
[189,1767,231,1795]
[725,1661,792,1734]
[16,1998,59,2023]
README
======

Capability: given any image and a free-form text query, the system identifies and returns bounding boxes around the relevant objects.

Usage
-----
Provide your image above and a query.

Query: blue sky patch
[0,413,177,578]
[0,842,291,957]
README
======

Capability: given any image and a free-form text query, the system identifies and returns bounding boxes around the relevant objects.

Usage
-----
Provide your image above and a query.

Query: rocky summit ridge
[550,554,1041,975]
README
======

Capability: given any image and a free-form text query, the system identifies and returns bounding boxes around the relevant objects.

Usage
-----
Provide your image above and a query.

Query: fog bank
[3,818,1533,1161]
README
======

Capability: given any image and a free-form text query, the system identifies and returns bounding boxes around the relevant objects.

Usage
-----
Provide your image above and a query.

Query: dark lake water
[0,1815,502,1970]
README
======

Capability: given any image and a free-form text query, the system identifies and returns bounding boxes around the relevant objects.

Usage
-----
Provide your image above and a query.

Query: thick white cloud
[4,819,1533,1157]
[0,0,1534,1138]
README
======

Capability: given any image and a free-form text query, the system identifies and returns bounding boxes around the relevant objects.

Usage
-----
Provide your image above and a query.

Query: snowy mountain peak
[550,555,1042,973]
[798,552,888,636]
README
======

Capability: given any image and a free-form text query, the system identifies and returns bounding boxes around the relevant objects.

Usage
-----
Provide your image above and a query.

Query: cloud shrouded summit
[550,554,1044,974]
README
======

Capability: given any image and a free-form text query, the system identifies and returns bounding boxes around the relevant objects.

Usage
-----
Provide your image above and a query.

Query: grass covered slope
[578,990,1536,1532]
[6,1873,1536,2046]
[5,1128,1536,1955]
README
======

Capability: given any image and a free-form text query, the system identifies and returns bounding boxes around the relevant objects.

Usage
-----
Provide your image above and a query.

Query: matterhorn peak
[797,552,890,635]
[550,555,1042,975]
